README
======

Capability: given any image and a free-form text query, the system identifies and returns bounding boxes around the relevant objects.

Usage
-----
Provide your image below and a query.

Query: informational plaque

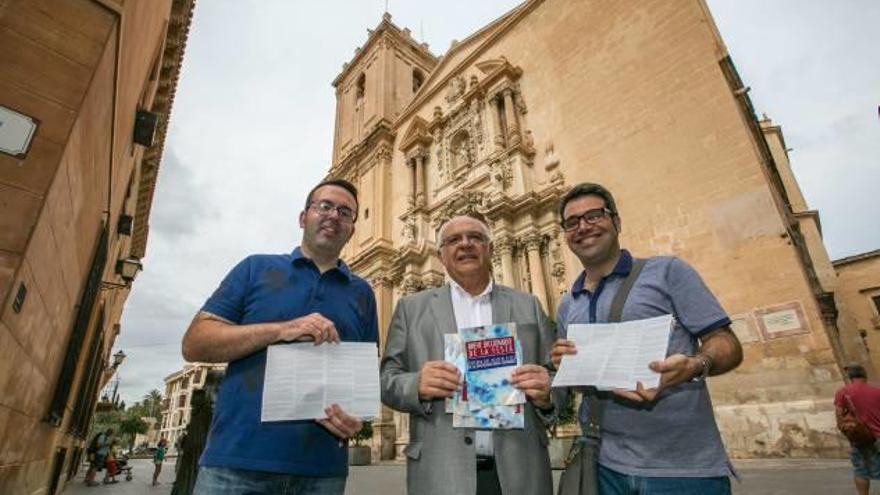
[0,105,38,158]
[755,301,810,339]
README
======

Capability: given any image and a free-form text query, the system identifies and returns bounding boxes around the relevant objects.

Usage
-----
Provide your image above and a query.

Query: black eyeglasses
[561,208,613,231]
[309,200,357,223]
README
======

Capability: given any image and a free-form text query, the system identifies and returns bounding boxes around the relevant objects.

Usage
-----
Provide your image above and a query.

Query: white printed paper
[261,342,380,422]
[551,315,673,390]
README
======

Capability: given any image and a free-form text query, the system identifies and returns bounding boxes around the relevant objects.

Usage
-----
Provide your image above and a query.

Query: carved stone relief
[445,75,466,105]
[432,190,485,232]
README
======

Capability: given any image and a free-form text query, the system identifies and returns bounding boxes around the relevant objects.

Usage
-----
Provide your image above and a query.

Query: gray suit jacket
[380,283,557,495]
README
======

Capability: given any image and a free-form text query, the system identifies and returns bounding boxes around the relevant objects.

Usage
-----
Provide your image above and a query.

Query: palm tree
[143,389,164,420]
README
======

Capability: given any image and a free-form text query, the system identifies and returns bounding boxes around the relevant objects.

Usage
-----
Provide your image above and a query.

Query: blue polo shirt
[557,250,733,478]
[198,247,378,476]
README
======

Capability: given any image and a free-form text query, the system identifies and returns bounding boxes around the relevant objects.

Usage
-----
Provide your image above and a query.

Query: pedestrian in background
[835,364,880,495]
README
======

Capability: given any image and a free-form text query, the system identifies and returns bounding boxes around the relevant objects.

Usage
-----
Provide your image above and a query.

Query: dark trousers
[476,457,502,495]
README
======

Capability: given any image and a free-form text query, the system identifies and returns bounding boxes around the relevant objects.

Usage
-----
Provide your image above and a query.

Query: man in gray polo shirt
[550,182,743,494]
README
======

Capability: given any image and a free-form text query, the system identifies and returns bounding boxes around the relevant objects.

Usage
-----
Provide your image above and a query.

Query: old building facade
[159,362,226,454]
[834,250,880,370]
[329,0,865,460]
[0,1,193,493]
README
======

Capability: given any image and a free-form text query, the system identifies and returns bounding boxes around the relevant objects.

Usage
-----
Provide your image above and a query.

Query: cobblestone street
[64,457,866,495]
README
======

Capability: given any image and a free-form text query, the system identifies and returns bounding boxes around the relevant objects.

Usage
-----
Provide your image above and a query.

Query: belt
[476,456,495,471]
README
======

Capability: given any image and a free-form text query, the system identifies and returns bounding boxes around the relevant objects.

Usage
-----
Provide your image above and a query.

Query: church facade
[328,0,859,459]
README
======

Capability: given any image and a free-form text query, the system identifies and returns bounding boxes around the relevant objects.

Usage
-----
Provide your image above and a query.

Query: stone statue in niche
[401,211,417,243]
[451,131,473,170]
[445,75,466,105]
[470,99,484,148]
[523,130,535,154]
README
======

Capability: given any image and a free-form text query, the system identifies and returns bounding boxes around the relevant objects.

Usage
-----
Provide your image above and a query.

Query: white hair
[436,214,492,244]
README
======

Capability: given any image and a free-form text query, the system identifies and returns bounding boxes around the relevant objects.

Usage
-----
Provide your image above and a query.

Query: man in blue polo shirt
[182,178,378,494]
[550,183,743,494]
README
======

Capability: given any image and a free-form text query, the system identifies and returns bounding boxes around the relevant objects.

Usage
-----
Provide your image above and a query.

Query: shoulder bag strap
[585,258,647,439]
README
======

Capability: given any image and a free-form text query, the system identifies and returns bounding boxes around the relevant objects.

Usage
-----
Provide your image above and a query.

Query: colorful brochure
[444,323,525,429]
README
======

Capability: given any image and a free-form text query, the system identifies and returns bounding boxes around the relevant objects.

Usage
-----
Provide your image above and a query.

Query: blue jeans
[598,464,730,495]
[193,465,346,495]
[851,445,880,479]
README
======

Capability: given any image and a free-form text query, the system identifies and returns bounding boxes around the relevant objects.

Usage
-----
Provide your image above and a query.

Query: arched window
[412,69,424,94]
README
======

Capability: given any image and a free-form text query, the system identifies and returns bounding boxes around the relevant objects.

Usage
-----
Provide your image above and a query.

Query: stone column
[368,275,398,460]
[490,95,506,150]
[496,236,515,287]
[524,233,548,312]
[502,88,520,145]
[407,156,417,207]
[414,151,426,207]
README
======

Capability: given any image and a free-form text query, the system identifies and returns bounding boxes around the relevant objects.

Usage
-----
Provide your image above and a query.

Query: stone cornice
[833,249,880,267]
[347,240,397,274]
[330,121,395,178]
[131,0,196,258]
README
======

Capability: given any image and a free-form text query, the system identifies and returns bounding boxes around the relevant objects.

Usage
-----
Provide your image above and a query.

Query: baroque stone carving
[513,82,528,114]
[375,144,392,162]
[549,231,567,284]
[401,274,424,295]
[423,273,445,289]
[370,274,395,289]
[445,75,467,105]
[489,157,513,191]
[524,232,543,252]
[432,190,485,231]
[401,210,417,243]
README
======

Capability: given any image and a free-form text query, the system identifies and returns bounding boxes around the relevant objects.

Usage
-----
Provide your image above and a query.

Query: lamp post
[110,350,127,408]
[112,349,127,368]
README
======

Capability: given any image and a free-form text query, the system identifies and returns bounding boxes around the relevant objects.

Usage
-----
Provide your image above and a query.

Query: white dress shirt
[449,278,495,457]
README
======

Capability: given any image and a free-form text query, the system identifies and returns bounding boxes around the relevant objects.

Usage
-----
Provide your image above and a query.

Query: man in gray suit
[381,213,557,495]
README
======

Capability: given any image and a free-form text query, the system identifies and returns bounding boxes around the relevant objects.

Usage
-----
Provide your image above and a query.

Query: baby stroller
[115,454,134,482]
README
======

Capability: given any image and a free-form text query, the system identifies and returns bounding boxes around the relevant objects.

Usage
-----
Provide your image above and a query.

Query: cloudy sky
[114,0,879,404]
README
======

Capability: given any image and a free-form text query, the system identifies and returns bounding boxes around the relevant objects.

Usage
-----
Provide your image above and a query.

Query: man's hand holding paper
[511,364,551,410]
[418,361,461,400]
[550,315,676,400]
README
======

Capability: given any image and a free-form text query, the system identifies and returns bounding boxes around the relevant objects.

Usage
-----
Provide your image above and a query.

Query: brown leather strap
[609,258,646,323]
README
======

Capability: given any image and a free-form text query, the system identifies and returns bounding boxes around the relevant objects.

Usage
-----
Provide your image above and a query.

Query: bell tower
[328,14,437,461]
[331,13,437,164]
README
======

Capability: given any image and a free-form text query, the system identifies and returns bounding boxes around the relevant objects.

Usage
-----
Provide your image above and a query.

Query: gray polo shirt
[556,250,733,478]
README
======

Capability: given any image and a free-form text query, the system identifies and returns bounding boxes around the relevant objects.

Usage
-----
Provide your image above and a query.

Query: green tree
[118,413,148,451]
[351,421,373,446]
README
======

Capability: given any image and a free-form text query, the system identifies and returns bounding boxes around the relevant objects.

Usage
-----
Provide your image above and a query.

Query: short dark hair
[305,178,359,210]
[846,364,868,380]
[558,182,618,220]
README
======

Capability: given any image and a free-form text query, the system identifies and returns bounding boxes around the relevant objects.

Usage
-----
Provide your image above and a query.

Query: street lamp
[116,257,143,283]
[112,349,127,369]
[100,257,143,290]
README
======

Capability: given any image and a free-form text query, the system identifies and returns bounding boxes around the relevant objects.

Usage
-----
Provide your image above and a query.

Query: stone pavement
[65,457,862,494]
[66,458,174,495]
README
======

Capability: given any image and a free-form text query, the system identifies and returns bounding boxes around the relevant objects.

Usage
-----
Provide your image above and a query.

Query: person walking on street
[153,437,168,486]
[835,364,880,495]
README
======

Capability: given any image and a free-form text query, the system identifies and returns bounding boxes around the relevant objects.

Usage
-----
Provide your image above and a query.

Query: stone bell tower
[329,13,438,460]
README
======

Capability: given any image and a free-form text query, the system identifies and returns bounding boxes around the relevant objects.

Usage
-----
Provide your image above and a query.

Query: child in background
[152,437,168,486]
[103,439,120,484]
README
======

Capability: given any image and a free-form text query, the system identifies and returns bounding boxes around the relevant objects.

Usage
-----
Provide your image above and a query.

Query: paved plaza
[64,457,866,495]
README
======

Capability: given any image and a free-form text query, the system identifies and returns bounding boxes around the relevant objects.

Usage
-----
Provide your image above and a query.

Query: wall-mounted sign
[0,105,38,158]
[755,300,811,339]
